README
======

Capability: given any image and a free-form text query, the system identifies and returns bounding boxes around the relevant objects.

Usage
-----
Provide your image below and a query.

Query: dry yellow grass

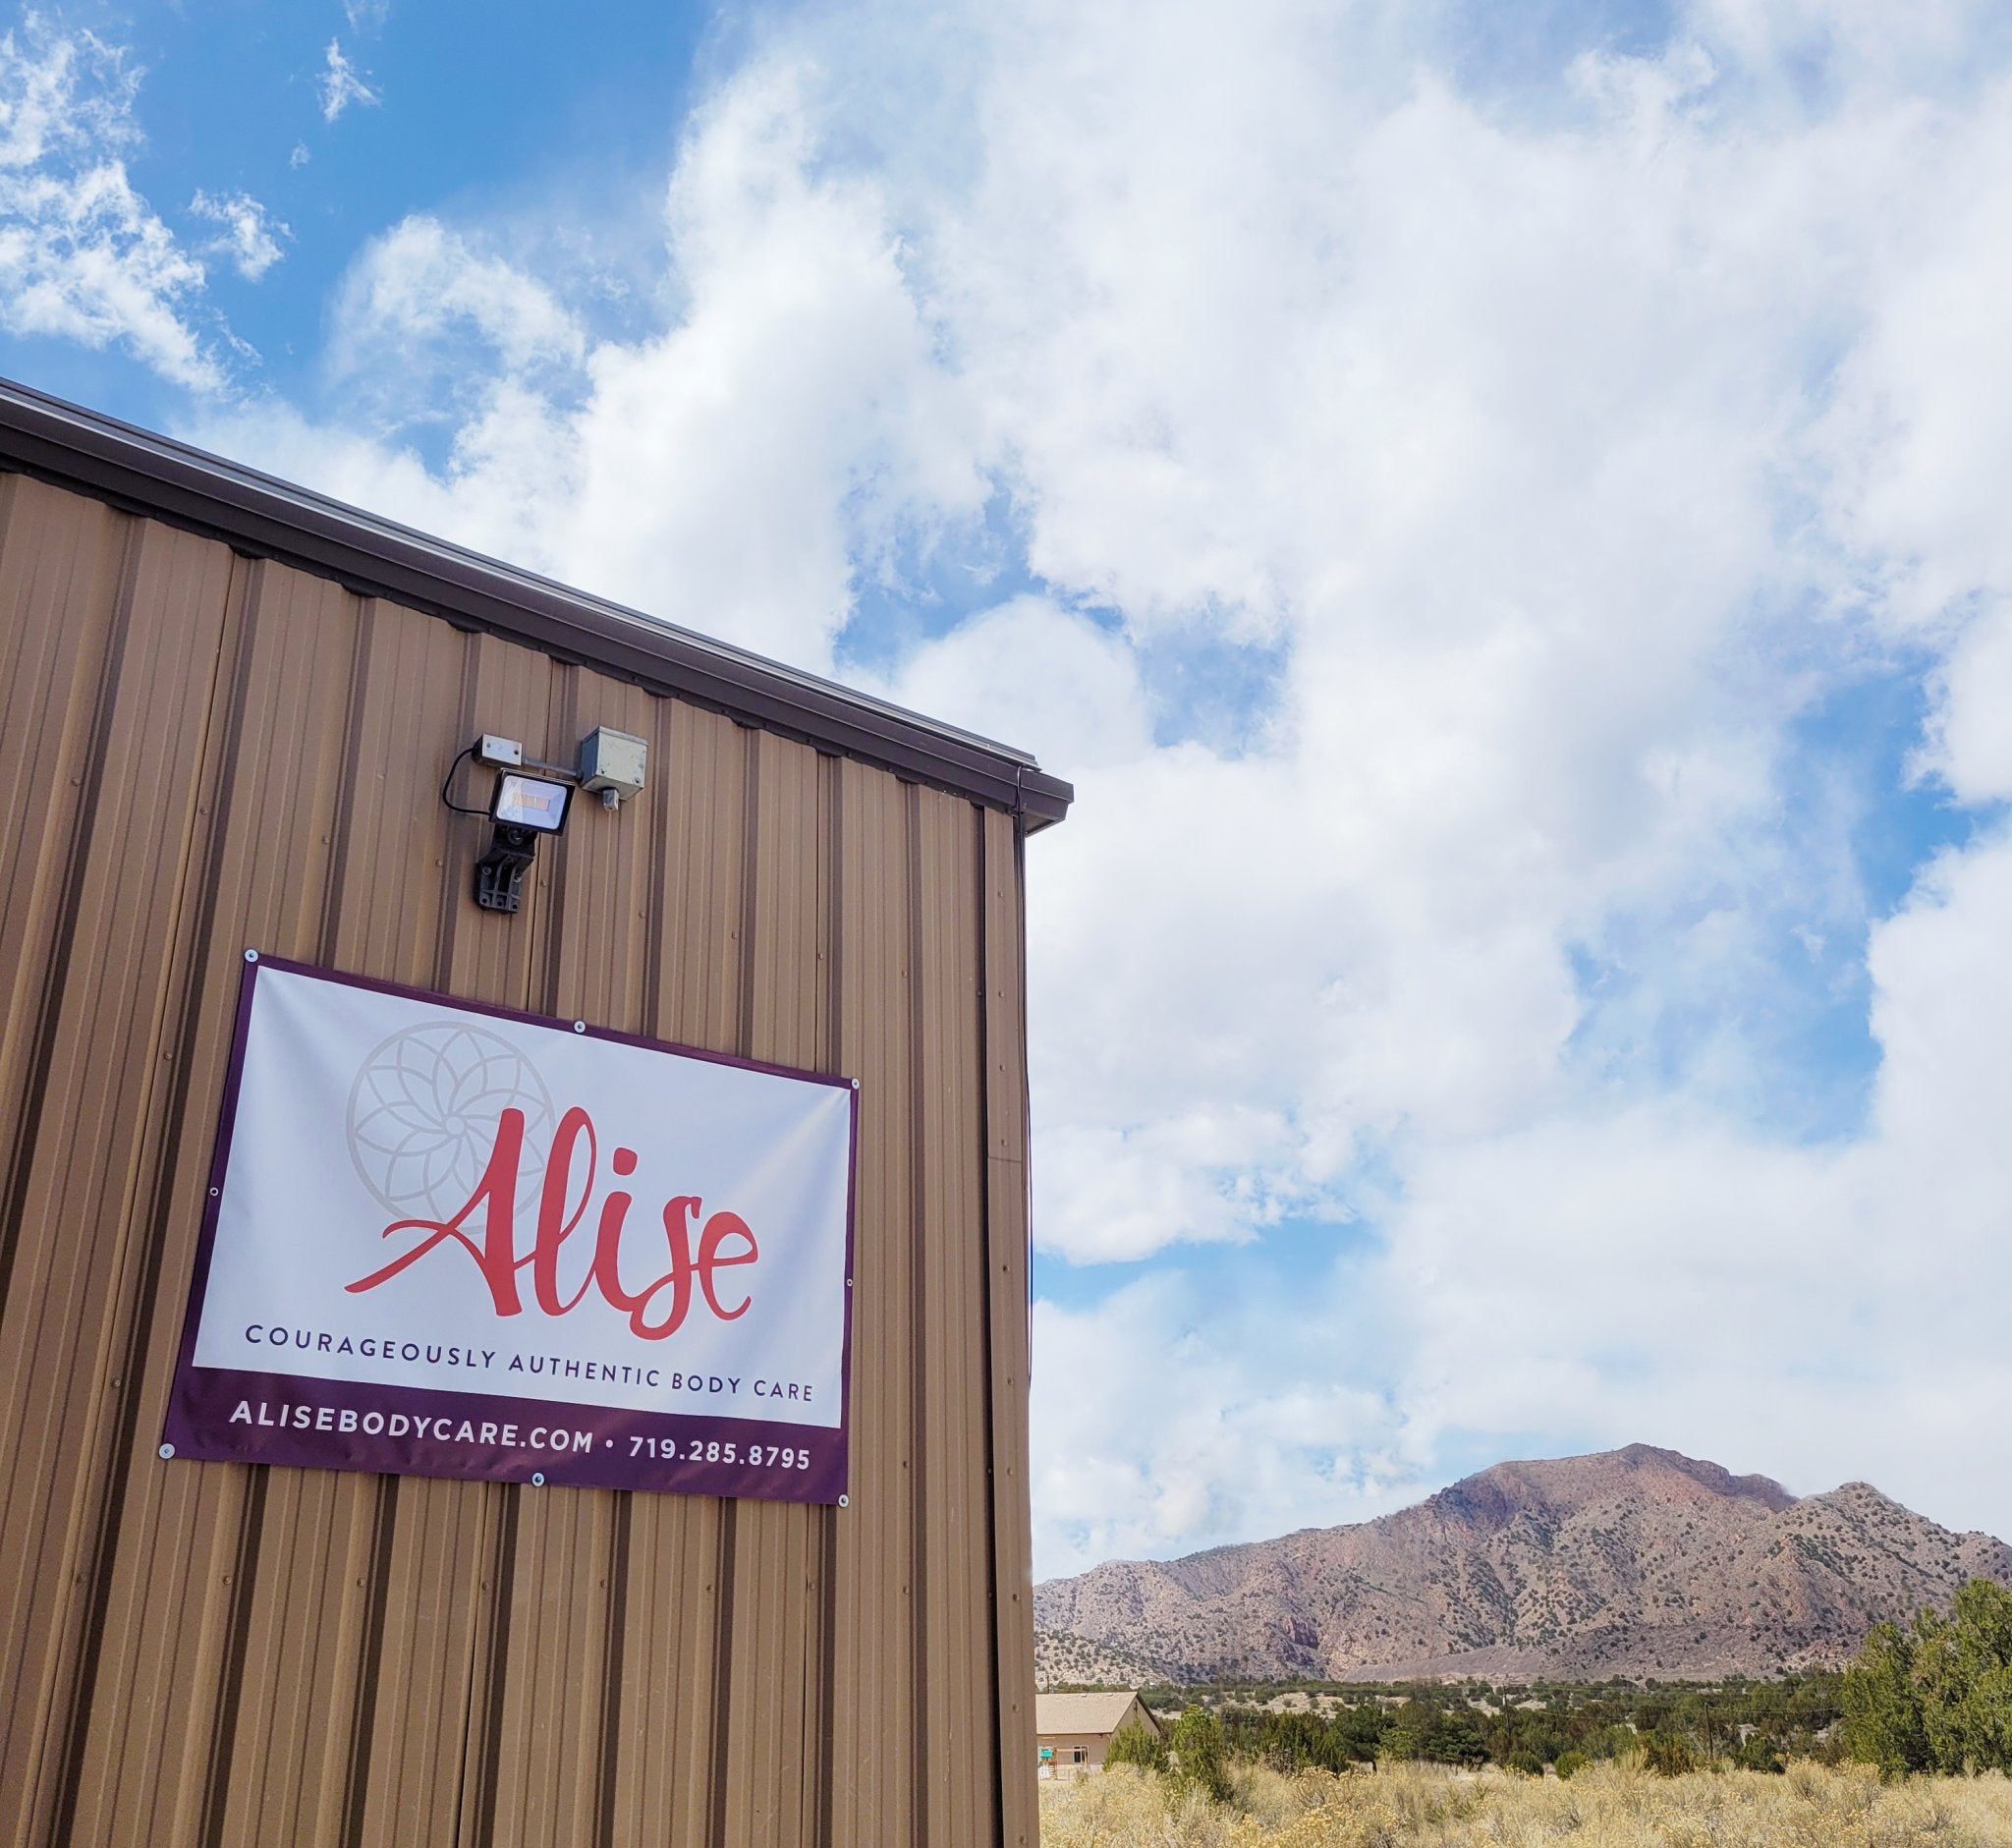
[1037,1761,2012,1848]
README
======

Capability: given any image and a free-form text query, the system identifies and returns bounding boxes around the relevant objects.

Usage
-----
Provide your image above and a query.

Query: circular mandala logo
[346,1022,554,1222]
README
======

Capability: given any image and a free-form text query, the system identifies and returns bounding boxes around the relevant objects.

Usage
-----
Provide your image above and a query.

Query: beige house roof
[1034,1692,1159,1738]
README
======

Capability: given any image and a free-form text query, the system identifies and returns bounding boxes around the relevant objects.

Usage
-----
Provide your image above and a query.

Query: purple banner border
[163,952,860,1505]
[165,1366,846,1502]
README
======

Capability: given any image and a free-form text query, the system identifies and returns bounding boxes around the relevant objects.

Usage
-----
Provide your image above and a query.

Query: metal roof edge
[0,377,1073,829]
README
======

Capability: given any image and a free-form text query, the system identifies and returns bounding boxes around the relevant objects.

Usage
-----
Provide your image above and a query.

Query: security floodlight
[442,736,610,917]
[490,771,573,832]
[467,771,574,914]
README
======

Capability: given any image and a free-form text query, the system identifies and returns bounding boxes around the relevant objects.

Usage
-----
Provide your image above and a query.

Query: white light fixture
[445,730,635,917]
[462,768,575,914]
[490,771,573,832]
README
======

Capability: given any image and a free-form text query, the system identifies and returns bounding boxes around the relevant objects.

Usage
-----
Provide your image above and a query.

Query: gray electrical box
[579,726,648,805]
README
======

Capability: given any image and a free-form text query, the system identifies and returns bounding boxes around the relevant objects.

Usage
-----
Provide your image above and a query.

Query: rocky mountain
[1034,1445,2012,1683]
[1034,1628,1177,1691]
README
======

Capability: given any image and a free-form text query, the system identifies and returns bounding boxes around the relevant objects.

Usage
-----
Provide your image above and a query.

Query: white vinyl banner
[166,956,858,1501]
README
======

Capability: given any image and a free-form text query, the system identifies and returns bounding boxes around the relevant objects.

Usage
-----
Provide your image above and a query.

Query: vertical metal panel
[0,476,130,1848]
[604,699,747,1848]
[982,805,1040,1848]
[1,506,240,1848]
[158,560,379,1848]
[717,730,828,1848]
[823,758,915,1848]
[333,598,509,1848]
[0,475,1042,1847]
[914,787,994,1848]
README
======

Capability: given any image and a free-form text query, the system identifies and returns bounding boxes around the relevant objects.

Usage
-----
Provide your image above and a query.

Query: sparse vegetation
[1038,1759,2012,1847]
[1045,1573,2012,1820]
[1117,1667,1846,1777]
[1036,1627,1173,1691]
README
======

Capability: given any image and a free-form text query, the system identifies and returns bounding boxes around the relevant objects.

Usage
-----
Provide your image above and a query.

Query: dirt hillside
[1034,1444,2012,1681]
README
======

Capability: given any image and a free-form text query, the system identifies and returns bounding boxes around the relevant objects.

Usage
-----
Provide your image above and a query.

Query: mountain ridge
[1034,1444,2012,1683]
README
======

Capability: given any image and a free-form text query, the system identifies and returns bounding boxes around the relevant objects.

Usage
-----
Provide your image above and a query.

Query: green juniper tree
[1843,1620,1931,1775]
[1103,1717,1168,1774]
[1166,1708,1233,1803]
[1844,1578,2012,1775]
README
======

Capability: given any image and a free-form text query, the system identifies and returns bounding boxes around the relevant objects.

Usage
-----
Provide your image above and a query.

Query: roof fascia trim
[0,378,1072,829]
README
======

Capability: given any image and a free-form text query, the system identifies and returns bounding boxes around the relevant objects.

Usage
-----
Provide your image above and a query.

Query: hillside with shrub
[1036,1445,2012,1681]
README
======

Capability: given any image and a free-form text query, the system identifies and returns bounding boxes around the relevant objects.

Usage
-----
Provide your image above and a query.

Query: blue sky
[8,0,2012,1579]
[2,5,713,414]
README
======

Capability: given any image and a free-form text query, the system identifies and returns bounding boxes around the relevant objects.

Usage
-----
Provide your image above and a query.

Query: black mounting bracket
[473,823,539,914]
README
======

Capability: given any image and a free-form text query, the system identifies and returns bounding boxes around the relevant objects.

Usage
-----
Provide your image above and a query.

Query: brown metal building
[0,379,1071,1847]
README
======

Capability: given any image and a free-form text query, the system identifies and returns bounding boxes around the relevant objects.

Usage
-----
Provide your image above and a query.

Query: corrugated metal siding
[0,471,1039,1848]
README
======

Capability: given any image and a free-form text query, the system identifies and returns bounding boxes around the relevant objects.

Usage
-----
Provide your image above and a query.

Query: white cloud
[344,0,391,29]
[205,64,981,668]
[0,18,222,389]
[1028,816,2012,1564]
[317,38,379,124]
[1371,823,2012,1546]
[874,597,1152,771]
[1032,1274,1422,1575]
[162,0,2012,1566]
[876,0,2012,1564]
[332,215,585,379]
[189,188,288,281]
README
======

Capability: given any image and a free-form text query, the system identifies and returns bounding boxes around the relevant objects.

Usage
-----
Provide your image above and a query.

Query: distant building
[1034,1691,1161,1778]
